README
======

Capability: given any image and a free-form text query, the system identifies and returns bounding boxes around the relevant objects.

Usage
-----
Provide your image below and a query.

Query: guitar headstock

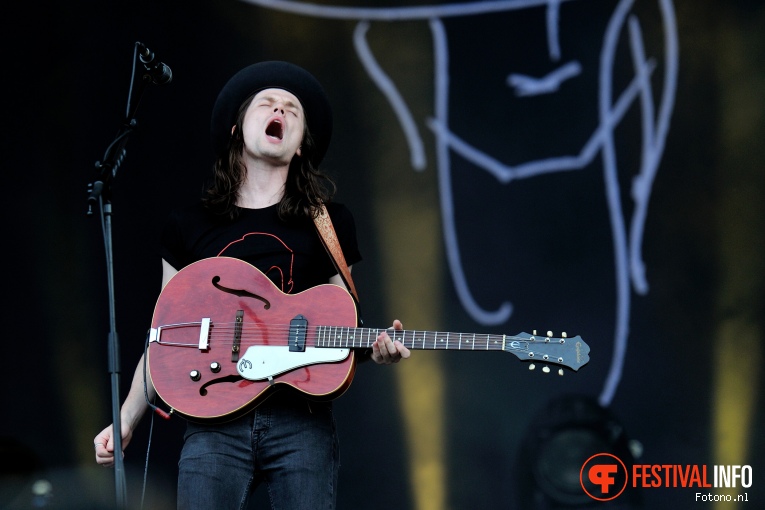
[505,330,590,374]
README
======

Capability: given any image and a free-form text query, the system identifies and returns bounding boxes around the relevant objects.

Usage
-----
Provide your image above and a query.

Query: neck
[237,159,290,209]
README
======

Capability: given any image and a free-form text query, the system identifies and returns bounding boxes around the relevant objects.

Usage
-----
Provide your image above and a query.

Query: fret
[322,325,329,347]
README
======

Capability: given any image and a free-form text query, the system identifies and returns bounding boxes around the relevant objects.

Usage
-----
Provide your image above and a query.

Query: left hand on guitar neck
[370,319,410,364]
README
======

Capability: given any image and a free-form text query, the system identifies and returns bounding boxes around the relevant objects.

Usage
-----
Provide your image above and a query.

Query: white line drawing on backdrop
[242,0,678,406]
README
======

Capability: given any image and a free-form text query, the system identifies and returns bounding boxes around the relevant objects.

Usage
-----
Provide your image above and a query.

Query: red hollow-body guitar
[148,257,590,422]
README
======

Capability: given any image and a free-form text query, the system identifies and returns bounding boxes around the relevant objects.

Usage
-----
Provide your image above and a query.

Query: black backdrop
[2,1,763,509]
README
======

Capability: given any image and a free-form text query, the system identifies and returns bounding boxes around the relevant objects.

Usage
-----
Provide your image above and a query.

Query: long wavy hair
[202,93,336,221]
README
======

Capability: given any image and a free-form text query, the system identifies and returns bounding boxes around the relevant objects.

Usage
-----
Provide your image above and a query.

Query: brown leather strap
[314,204,359,303]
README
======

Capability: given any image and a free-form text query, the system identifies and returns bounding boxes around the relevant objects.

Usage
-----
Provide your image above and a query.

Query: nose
[273,102,285,115]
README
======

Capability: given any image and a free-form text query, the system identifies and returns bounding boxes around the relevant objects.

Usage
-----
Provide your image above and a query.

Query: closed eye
[257,96,302,118]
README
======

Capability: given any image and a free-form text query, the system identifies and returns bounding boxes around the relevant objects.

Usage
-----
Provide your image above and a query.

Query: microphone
[137,42,172,85]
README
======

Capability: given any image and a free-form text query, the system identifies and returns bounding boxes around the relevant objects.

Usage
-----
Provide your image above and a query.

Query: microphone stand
[87,42,168,509]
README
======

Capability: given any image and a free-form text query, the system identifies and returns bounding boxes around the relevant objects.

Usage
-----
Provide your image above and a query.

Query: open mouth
[265,119,284,140]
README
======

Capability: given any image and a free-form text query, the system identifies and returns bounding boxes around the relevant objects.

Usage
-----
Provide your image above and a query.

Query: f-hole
[211,275,271,309]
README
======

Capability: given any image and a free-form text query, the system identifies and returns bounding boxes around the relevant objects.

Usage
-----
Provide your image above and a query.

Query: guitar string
[154,323,566,352]
[160,322,556,344]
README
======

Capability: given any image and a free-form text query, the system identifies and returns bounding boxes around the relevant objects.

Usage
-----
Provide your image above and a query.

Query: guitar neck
[313,325,591,372]
[315,326,510,352]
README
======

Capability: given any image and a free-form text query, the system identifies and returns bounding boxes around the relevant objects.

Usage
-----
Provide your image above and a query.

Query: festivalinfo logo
[580,453,753,503]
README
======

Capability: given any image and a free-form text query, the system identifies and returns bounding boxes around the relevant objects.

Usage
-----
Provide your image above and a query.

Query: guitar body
[148,257,359,422]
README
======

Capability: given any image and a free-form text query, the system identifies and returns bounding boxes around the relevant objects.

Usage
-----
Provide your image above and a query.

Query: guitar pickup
[289,314,308,352]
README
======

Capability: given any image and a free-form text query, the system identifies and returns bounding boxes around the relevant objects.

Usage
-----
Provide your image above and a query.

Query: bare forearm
[121,353,154,429]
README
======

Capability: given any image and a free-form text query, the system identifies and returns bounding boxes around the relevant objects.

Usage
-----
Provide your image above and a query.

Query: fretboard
[314,326,514,352]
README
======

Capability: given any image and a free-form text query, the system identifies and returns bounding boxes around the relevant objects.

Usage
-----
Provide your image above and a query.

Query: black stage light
[516,394,642,509]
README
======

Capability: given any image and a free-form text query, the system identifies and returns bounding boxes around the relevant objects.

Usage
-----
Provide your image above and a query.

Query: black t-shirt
[160,201,362,294]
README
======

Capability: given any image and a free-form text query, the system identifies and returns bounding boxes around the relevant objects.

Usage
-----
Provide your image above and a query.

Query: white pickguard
[237,346,349,381]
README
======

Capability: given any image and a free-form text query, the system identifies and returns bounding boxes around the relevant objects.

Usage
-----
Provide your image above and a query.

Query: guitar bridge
[231,310,244,362]
[148,318,211,350]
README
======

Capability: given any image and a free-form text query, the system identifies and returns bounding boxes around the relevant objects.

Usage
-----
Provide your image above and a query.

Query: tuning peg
[558,369,564,376]
[562,332,567,338]
[542,366,551,373]
[546,330,553,337]
[529,363,536,370]
[533,329,537,335]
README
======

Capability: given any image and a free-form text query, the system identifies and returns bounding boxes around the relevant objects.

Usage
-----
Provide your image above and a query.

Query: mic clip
[137,42,172,85]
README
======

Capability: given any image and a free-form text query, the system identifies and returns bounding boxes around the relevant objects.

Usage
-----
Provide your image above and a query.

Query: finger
[375,341,392,364]
[371,341,384,363]
[94,445,111,466]
[379,335,395,357]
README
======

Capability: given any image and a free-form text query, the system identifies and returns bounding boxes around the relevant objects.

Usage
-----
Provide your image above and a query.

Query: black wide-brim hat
[210,61,333,165]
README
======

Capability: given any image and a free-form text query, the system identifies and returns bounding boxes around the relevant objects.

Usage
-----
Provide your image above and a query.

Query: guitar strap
[313,203,360,306]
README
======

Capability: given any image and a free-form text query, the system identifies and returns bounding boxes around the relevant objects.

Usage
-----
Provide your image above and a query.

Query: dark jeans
[176,391,339,510]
